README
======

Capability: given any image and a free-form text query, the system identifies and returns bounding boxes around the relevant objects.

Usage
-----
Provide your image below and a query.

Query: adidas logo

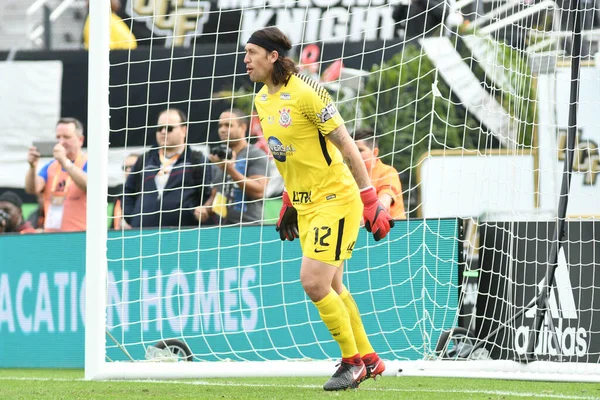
[524,248,577,320]
[514,248,588,357]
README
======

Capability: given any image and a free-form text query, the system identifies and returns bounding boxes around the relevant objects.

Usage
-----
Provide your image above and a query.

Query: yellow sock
[339,287,374,357]
[313,289,358,359]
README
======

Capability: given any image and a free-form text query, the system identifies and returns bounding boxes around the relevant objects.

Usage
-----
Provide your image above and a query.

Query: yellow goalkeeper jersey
[255,74,358,214]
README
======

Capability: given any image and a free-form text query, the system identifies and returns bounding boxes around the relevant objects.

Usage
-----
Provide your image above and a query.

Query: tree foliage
[359,40,535,180]
[360,44,484,178]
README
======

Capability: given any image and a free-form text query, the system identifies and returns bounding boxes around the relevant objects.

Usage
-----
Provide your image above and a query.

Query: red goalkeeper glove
[360,186,395,241]
[275,191,299,241]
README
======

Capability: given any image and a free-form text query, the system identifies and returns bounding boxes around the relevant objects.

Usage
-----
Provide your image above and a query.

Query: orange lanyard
[51,153,83,196]
[158,149,180,176]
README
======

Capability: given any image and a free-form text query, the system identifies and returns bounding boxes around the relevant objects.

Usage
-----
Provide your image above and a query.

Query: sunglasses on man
[156,125,180,133]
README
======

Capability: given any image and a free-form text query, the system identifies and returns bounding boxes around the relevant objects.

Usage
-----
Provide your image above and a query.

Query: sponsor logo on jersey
[260,94,268,101]
[317,103,338,123]
[279,108,292,127]
[280,92,291,100]
[268,116,274,124]
[268,136,295,162]
[514,248,588,357]
[293,191,312,203]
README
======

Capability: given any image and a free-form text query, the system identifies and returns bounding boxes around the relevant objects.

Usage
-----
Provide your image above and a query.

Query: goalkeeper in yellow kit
[246,26,395,391]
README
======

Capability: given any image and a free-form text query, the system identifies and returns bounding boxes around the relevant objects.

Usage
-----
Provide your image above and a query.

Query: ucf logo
[128,0,211,47]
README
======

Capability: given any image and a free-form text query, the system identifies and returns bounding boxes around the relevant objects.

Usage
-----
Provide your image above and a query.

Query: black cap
[0,191,23,209]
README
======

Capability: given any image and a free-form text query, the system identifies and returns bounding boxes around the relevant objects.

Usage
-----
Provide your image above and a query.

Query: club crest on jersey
[279,108,292,128]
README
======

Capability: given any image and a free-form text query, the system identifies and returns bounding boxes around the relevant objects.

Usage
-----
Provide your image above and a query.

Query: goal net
[85,0,600,381]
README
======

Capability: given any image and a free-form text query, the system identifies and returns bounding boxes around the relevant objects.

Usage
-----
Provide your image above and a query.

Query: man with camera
[123,108,212,229]
[195,109,269,225]
[25,117,88,232]
[0,191,37,234]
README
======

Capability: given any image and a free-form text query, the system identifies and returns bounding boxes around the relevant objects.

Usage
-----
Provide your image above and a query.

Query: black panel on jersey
[318,132,332,166]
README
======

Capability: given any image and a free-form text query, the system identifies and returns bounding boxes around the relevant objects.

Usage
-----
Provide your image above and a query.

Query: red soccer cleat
[362,353,385,380]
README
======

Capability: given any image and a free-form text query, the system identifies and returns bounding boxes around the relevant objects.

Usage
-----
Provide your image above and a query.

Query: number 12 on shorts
[313,226,331,248]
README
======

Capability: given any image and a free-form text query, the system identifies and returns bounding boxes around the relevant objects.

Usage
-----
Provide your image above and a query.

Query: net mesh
[95,0,600,375]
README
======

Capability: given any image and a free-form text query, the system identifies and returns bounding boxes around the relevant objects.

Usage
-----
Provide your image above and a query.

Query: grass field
[0,369,598,399]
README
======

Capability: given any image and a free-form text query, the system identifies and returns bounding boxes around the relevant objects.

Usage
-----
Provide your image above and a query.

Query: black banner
[118,0,401,48]
[477,220,600,362]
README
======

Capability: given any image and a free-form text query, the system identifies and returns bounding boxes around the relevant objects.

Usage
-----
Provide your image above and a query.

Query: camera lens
[211,145,231,160]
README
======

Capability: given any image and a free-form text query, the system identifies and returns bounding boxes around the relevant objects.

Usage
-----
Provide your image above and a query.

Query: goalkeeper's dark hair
[353,127,379,149]
[251,27,298,86]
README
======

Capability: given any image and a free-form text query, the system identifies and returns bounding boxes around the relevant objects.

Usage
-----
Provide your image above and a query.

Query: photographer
[195,109,269,225]
[0,191,37,234]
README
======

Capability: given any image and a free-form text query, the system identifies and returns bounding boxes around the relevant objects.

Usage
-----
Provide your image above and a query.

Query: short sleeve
[37,160,54,182]
[246,147,269,177]
[299,78,345,135]
[374,164,402,199]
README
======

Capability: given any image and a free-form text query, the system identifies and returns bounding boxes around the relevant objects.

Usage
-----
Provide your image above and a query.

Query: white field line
[0,376,595,399]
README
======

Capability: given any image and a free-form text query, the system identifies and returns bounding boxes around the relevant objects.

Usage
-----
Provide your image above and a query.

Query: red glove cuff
[282,191,292,206]
[360,186,378,205]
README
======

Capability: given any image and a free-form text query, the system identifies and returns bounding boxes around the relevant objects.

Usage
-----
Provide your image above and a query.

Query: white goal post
[85,0,109,381]
[85,0,600,382]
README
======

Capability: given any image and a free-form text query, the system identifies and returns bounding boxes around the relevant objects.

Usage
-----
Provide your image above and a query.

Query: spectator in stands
[111,153,138,229]
[392,0,449,41]
[195,109,269,225]
[25,118,88,232]
[123,108,211,229]
[83,0,137,50]
[353,128,406,220]
[0,191,37,234]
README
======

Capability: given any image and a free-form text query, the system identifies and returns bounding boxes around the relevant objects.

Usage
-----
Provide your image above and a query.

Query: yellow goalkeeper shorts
[297,195,362,266]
